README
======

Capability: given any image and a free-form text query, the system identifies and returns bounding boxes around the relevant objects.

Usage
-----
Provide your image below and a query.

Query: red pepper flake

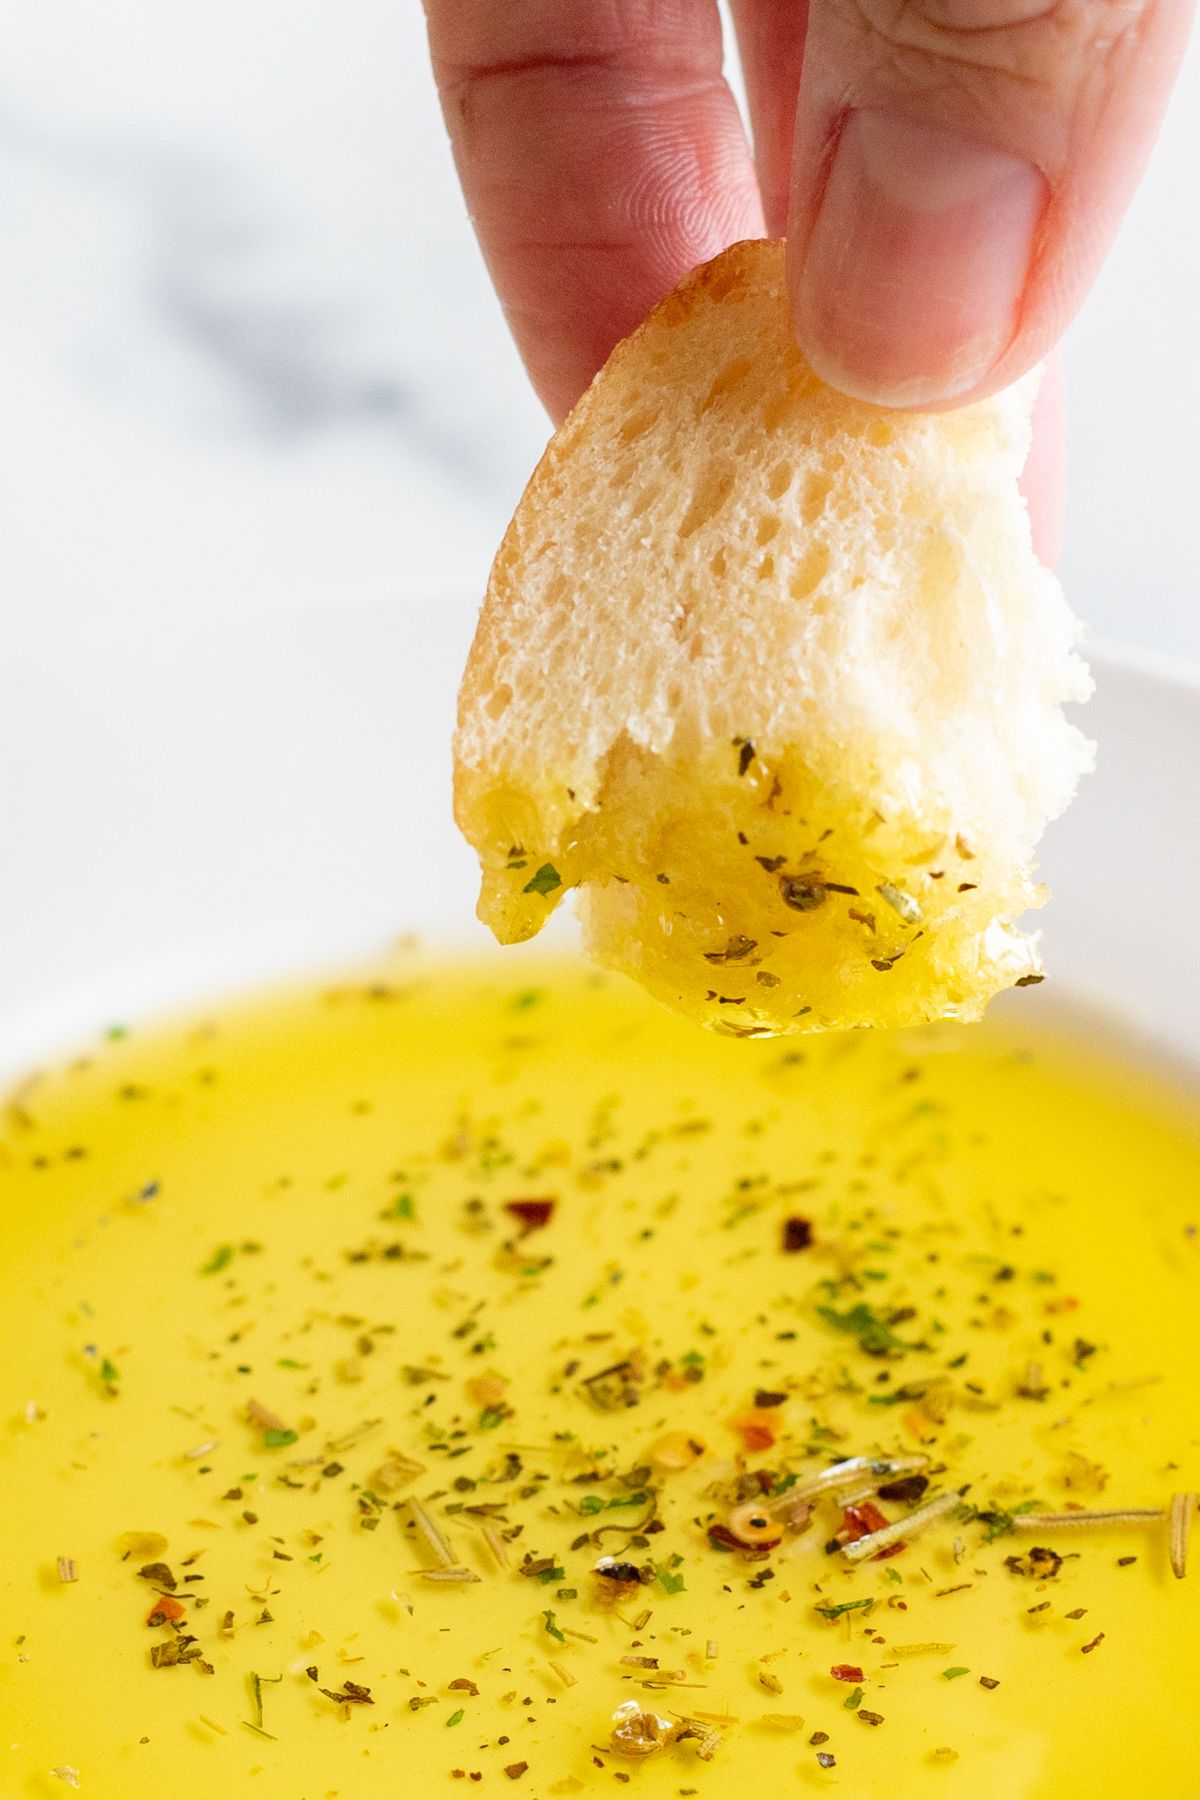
[503,1199,557,1233]
[1081,1633,1105,1655]
[147,1596,186,1626]
[731,1409,780,1452]
[840,1502,905,1559]
[842,1503,889,1541]
[830,1664,865,1684]
[782,1216,814,1253]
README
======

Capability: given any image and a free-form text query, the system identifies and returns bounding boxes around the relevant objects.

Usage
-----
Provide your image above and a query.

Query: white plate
[1,606,1197,1073]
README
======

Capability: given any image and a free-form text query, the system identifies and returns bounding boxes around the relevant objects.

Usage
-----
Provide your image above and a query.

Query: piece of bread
[454,239,1092,1036]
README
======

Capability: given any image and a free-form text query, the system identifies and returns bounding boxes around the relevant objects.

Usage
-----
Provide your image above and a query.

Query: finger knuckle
[855,0,1149,64]
[894,0,1063,30]
[839,0,1151,128]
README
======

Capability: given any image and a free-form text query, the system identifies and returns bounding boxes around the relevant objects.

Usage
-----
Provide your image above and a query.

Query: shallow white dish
[1,606,1197,1073]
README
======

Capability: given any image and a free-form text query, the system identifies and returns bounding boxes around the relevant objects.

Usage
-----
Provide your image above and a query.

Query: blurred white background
[1,2,1197,654]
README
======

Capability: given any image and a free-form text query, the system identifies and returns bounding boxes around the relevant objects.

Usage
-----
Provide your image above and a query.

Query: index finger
[424,0,764,422]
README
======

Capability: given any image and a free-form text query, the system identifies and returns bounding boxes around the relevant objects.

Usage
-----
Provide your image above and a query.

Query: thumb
[786,0,1194,407]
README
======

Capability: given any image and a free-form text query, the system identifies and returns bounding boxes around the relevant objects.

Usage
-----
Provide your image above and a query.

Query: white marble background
[2,2,1198,655]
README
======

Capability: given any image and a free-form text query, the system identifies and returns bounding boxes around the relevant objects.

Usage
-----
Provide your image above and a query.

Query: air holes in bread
[678,467,735,539]
[789,543,831,601]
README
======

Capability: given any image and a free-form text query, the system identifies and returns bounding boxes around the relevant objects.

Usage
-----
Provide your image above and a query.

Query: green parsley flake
[522,864,562,898]
[816,1301,913,1355]
[200,1244,234,1276]
[249,1670,282,1732]
[816,1598,875,1621]
[578,1490,649,1515]
[974,1500,1039,1543]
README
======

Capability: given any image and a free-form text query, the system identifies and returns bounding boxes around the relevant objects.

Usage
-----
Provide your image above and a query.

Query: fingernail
[796,109,1045,406]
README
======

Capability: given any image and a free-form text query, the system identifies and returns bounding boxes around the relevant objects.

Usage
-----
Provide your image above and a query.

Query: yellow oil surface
[1,955,1199,1800]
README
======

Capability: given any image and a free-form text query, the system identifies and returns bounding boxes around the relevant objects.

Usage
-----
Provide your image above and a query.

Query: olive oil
[2,956,1198,1799]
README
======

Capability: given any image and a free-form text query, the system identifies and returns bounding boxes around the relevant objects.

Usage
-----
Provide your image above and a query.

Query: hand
[424,0,1192,560]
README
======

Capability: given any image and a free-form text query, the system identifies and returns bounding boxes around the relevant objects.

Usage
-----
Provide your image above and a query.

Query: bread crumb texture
[454,239,1092,1036]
